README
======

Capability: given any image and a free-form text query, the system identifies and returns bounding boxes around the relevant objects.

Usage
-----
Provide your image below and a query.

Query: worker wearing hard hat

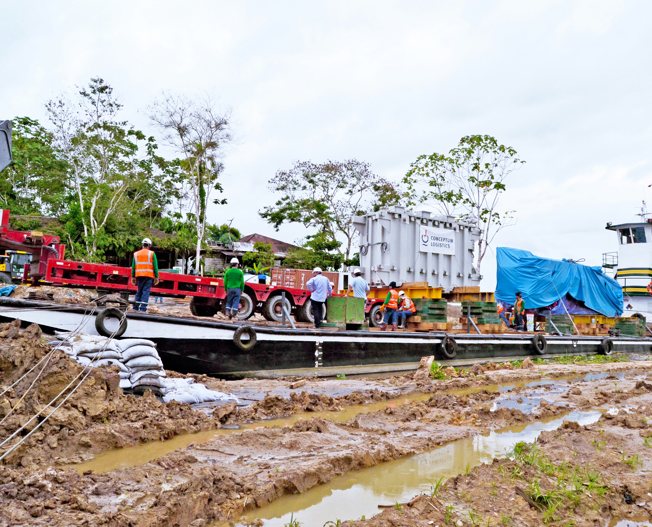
[223,257,245,320]
[348,268,370,299]
[379,281,399,331]
[131,238,159,312]
[397,290,417,329]
[306,267,332,328]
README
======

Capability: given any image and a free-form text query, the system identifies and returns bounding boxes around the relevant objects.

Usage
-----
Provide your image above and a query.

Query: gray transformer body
[352,207,482,292]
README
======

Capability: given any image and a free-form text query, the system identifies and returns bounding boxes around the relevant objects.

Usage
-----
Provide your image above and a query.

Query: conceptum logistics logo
[418,225,455,255]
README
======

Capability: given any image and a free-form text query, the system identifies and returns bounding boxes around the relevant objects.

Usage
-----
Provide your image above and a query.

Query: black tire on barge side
[439,335,457,359]
[233,325,257,351]
[599,337,613,355]
[531,334,547,354]
[95,307,128,338]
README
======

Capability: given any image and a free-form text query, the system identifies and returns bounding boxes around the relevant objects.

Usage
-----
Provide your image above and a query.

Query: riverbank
[0,320,651,526]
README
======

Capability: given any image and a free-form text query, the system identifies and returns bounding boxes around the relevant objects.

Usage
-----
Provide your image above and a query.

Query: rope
[0,304,98,424]
[0,309,127,461]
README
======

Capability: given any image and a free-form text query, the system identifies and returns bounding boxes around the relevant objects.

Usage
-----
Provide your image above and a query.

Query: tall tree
[1,117,69,215]
[150,95,231,273]
[260,159,400,261]
[46,78,172,261]
[403,135,524,274]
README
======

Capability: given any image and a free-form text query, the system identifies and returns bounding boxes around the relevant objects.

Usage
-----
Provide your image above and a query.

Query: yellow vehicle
[0,250,31,283]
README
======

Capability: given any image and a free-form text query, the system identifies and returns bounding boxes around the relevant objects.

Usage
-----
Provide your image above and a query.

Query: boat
[0,296,649,378]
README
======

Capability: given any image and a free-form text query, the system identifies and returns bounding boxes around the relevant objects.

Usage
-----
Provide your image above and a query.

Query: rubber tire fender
[600,337,613,355]
[531,334,547,354]
[440,335,457,359]
[233,325,257,351]
[95,307,128,338]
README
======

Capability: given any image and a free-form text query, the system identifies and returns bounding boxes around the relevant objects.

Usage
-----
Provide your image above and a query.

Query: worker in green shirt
[223,257,245,319]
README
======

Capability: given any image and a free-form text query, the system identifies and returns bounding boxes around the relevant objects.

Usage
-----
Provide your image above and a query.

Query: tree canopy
[403,134,524,273]
[260,159,400,261]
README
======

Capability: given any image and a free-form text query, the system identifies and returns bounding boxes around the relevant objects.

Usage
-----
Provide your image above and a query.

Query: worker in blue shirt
[306,267,332,328]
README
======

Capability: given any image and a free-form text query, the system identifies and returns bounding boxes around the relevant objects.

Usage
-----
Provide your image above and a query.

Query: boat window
[618,227,647,244]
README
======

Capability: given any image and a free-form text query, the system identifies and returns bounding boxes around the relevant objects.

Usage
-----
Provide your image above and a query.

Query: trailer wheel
[600,338,613,355]
[233,325,257,351]
[531,334,547,354]
[368,304,384,328]
[296,299,326,324]
[95,308,128,338]
[235,292,254,320]
[189,297,219,317]
[440,335,457,359]
[0,272,12,284]
[262,295,292,322]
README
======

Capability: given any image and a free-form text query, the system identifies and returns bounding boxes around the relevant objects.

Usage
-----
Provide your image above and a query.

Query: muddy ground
[0,321,651,527]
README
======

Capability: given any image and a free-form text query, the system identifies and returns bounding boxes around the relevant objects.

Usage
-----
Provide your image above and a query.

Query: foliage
[260,159,400,260]
[283,513,301,527]
[206,223,241,244]
[46,78,177,261]
[151,95,231,272]
[532,353,628,366]
[403,135,524,273]
[242,242,274,273]
[430,361,446,380]
[1,117,69,215]
[430,476,446,496]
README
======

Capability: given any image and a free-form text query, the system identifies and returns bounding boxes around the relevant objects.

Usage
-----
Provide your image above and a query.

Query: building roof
[238,233,299,256]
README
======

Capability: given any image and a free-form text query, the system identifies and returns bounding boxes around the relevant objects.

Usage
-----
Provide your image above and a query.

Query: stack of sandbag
[53,333,165,392]
[54,333,132,388]
[117,339,165,393]
[161,378,239,404]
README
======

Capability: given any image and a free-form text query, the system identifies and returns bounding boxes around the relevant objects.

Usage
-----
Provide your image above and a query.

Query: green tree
[46,78,174,261]
[403,135,524,274]
[242,242,275,273]
[1,117,69,215]
[206,223,241,244]
[283,232,343,270]
[260,159,400,261]
[150,95,231,273]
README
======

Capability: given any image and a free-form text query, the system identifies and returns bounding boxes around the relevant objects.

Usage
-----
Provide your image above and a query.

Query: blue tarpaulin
[495,247,623,317]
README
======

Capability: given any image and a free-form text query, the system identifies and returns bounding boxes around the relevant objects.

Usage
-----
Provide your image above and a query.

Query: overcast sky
[3,0,652,289]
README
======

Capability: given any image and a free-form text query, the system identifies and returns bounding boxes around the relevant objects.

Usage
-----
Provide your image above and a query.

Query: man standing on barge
[131,238,159,312]
[224,257,245,319]
[306,267,332,328]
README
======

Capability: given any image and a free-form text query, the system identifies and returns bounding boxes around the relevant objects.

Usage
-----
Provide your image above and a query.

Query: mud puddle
[222,410,601,527]
[71,377,581,474]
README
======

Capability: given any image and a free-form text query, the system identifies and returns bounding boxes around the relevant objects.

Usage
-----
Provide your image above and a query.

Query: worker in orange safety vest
[131,238,159,312]
[397,290,417,329]
[379,281,399,331]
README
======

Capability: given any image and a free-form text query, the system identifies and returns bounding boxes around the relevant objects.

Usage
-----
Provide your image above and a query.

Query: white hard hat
[230,257,239,264]
[313,267,322,273]
[399,290,405,296]
[142,237,152,246]
[353,268,361,275]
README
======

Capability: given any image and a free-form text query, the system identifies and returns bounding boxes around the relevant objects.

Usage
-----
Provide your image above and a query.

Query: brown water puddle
[214,410,601,527]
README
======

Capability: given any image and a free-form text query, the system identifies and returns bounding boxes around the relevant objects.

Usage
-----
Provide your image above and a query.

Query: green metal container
[326,296,366,324]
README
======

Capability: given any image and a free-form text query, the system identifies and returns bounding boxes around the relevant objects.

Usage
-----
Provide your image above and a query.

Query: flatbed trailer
[45,258,317,322]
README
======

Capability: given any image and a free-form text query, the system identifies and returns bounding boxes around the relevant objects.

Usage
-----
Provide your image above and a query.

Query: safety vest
[401,296,416,313]
[515,297,525,314]
[386,289,399,309]
[134,249,155,278]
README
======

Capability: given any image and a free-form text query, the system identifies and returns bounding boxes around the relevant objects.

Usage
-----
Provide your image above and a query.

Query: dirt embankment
[1,318,652,527]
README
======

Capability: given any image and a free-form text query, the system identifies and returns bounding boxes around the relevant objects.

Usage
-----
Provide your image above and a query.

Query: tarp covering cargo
[495,247,623,317]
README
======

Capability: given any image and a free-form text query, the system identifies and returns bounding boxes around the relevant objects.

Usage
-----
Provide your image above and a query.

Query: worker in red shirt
[131,238,159,312]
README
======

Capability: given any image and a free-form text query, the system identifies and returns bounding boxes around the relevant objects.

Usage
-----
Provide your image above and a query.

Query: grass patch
[510,442,609,523]
[284,513,301,527]
[532,353,628,365]
[430,361,447,380]
[335,373,346,380]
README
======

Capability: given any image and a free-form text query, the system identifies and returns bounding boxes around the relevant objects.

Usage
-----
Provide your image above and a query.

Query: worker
[306,267,332,328]
[131,238,159,312]
[514,291,526,331]
[348,268,370,299]
[379,281,399,331]
[497,302,510,328]
[223,257,245,320]
[397,290,416,328]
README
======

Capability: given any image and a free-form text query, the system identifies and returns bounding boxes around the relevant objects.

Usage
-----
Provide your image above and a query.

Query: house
[205,233,299,272]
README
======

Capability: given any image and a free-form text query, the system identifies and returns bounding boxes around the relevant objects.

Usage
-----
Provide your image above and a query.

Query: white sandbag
[119,371,131,379]
[132,376,164,389]
[122,345,159,362]
[160,377,239,405]
[115,339,156,352]
[119,378,132,389]
[125,355,163,369]
[75,356,92,366]
[130,369,166,383]
[79,350,122,361]
[94,358,129,372]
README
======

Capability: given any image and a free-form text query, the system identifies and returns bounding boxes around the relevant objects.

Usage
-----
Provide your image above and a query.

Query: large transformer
[352,206,482,292]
